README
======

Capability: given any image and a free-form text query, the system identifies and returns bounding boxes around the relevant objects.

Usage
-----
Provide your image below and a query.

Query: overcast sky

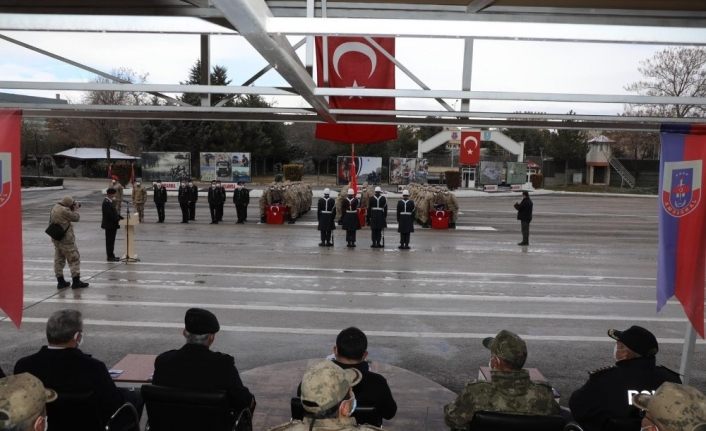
[0,14,687,116]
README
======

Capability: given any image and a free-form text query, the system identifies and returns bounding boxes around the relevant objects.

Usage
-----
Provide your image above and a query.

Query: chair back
[47,390,103,431]
[603,417,642,431]
[468,410,567,431]
[141,384,236,431]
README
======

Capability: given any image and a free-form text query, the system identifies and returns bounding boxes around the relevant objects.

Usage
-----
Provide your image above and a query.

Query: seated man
[293,327,397,426]
[569,325,681,431]
[153,308,255,415]
[633,382,706,431]
[13,309,139,427]
[0,373,57,431]
[269,360,381,431]
[444,329,560,430]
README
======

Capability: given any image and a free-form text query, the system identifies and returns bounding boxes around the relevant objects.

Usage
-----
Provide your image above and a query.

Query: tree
[625,47,706,118]
[546,112,588,185]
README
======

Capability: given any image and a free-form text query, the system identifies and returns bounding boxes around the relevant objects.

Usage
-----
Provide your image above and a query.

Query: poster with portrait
[200,152,251,183]
[506,162,528,184]
[479,161,505,185]
[337,156,383,186]
[389,158,429,185]
[141,152,191,182]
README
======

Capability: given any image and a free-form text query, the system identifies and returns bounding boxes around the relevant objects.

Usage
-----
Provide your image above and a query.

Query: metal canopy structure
[1,1,706,131]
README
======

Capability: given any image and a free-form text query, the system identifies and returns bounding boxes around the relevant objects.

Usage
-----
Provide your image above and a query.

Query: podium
[119,212,140,262]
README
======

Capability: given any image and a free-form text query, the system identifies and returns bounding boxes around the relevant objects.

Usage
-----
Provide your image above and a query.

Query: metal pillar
[461,38,474,112]
[200,34,211,107]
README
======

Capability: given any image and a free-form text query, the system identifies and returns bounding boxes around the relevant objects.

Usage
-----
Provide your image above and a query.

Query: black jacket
[178,185,190,204]
[153,343,254,414]
[233,188,250,205]
[153,186,167,204]
[190,185,199,202]
[569,356,681,431]
[14,346,126,425]
[514,197,533,222]
[101,197,121,230]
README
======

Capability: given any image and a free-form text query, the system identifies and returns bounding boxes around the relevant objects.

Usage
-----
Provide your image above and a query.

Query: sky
[0,14,690,117]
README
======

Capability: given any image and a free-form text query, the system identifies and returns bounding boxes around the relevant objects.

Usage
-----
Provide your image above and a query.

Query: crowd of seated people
[2,308,705,431]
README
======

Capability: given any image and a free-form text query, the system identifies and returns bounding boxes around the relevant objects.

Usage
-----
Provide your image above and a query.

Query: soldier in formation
[208,180,221,224]
[233,181,250,224]
[49,196,89,289]
[110,177,124,215]
[131,179,147,223]
[153,179,167,223]
[341,188,361,248]
[259,182,313,224]
[215,180,226,222]
[407,183,459,228]
[177,180,191,223]
[188,179,199,221]
[317,188,336,246]
[396,190,415,249]
[367,186,387,248]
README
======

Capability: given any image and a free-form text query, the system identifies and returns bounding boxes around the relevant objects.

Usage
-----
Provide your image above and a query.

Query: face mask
[74,332,83,348]
[188,182,193,186]
[181,183,186,187]
[136,182,141,186]
[112,181,116,184]
[156,184,161,188]
[348,397,357,416]
[613,344,619,361]
[43,416,48,431]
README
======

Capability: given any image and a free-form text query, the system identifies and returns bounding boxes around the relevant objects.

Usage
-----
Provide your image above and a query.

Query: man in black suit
[14,309,141,427]
[102,188,122,262]
[153,308,256,415]
[153,179,168,223]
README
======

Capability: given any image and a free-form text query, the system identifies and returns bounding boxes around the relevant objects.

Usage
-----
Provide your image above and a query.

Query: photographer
[49,196,88,289]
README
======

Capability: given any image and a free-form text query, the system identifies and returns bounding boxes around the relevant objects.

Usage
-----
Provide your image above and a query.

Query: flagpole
[678,322,697,384]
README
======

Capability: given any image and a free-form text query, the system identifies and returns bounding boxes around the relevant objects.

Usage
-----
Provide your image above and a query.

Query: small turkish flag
[460,131,481,165]
[315,36,397,144]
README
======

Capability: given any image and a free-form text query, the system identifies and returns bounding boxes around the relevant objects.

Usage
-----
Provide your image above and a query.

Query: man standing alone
[514,191,533,246]
[102,188,122,262]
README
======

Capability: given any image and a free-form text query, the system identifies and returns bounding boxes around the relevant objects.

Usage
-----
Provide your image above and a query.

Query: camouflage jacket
[132,185,147,204]
[50,203,80,245]
[267,417,383,431]
[443,369,560,430]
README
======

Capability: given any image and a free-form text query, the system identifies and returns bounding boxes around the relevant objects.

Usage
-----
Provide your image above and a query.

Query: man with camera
[49,196,89,289]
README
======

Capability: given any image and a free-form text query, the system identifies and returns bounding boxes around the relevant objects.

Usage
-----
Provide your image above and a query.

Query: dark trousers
[400,232,410,246]
[371,228,382,245]
[320,230,332,244]
[155,203,165,222]
[209,204,218,223]
[216,204,224,221]
[105,228,118,258]
[346,229,357,244]
[188,202,196,220]
[236,203,247,222]
[521,220,530,244]
[179,202,189,222]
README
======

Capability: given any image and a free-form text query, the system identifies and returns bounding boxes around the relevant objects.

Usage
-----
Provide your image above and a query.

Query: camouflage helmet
[0,373,57,429]
[633,382,706,431]
[300,360,362,414]
[482,329,527,369]
[58,196,74,207]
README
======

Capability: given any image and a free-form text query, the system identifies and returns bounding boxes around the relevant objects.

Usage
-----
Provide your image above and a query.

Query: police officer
[153,179,167,223]
[233,181,250,224]
[49,196,88,289]
[207,180,220,224]
[367,186,387,248]
[396,190,415,249]
[317,188,336,247]
[188,179,199,221]
[569,326,682,431]
[132,179,147,223]
[341,188,360,248]
[177,180,190,223]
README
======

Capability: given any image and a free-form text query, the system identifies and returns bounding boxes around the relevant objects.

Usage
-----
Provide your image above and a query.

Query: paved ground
[2,178,705,423]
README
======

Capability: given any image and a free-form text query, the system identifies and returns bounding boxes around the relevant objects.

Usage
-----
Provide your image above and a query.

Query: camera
[72,201,81,209]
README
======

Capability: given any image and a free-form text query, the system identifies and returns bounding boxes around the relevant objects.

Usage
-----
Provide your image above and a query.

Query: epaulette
[657,364,681,379]
[589,365,616,377]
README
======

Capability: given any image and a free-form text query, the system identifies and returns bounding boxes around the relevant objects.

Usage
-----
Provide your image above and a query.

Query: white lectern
[119,211,140,262]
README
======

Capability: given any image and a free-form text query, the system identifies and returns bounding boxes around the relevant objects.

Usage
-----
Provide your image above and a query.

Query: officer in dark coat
[317,188,336,247]
[569,326,682,431]
[207,180,220,224]
[188,180,199,221]
[216,181,227,222]
[153,180,167,223]
[367,186,387,248]
[341,188,360,248]
[177,180,190,223]
[101,188,122,262]
[153,308,256,415]
[396,190,415,249]
[233,181,250,224]
[514,191,533,246]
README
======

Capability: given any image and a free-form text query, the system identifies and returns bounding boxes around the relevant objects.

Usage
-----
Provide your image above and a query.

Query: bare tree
[625,47,706,118]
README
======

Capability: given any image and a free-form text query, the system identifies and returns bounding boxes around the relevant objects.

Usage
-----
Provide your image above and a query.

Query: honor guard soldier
[341,188,360,248]
[177,180,190,223]
[233,181,250,224]
[317,188,336,247]
[396,190,415,249]
[188,180,199,221]
[132,179,147,223]
[208,180,220,224]
[367,186,387,248]
[153,180,167,223]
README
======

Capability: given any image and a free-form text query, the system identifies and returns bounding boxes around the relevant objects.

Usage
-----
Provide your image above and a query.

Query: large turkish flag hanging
[460,130,481,165]
[0,110,23,327]
[315,36,397,144]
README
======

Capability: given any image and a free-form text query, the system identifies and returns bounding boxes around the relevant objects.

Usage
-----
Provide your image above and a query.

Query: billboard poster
[479,161,505,185]
[389,158,429,185]
[200,152,251,183]
[506,162,528,185]
[337,156,383,186]
[141,152,191,182]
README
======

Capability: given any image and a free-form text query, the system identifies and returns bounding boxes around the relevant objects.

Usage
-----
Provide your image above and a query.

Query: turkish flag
[0,110,23,327]
[315,36,397,144]
[460,131,481,165]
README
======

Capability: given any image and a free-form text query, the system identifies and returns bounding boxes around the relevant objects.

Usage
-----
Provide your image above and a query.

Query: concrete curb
[21,186,64,192]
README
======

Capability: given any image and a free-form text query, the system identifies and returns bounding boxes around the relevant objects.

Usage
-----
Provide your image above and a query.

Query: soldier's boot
[449,222,456,229]
[57,276,71,289]
[71,276,89,289]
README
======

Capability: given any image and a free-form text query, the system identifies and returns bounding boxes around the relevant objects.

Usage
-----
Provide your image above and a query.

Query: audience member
[270,360,381,431]
[152,308,255,414]
[444,329,560,430]
[13,309,139,427]
[0,373,56,431]
[0,366,4,378]
[569,326,681,431]
[634,382,706,431]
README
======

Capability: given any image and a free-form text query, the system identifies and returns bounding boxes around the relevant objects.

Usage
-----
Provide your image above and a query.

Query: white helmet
[347,188,354,195]
[374,186,382,192]
[402,190,410,196]
[323,188,330,195]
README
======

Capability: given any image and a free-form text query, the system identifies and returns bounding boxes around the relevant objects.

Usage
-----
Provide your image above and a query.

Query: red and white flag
[0,110,23,327]
[460,130,481,165]
[315,36,397,144]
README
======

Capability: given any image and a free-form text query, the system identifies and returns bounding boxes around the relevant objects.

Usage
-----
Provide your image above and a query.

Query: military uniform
[396,196,415,249]
[153,183,167,223]
[132,183,147,222]
[318,193,336,246]
[111,180,124,214]
[267,417,382,431]
[444,369,560,430]
[367,192,387,248]
[208,183,221,224]
[188,183,199,221]
[342,196,360,247]
[50,199,82,281]
[233,185,250,223]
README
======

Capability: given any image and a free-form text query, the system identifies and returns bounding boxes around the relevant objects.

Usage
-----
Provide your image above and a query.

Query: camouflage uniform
[633,382,706,431]
[132,183,147,222]
[50,198,81,278]
[267,417,382,431]
[111,181,124,214]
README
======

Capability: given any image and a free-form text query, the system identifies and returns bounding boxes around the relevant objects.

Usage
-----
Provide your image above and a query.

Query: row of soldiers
[406,183,460,228]
[259,181,313,223]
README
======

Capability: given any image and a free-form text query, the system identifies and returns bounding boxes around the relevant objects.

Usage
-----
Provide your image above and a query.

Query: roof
[54,148,138,160]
